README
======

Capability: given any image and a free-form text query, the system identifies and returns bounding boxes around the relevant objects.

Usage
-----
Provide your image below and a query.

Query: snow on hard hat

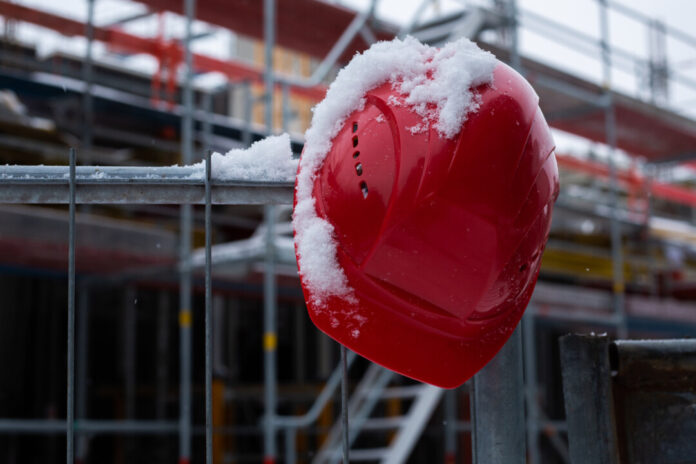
[293,36,559,388]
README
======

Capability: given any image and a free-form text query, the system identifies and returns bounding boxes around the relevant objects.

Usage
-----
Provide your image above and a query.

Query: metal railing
[0,147,294,463]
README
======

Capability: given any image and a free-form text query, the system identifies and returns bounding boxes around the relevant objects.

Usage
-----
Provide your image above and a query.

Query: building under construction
[1,0,696,463]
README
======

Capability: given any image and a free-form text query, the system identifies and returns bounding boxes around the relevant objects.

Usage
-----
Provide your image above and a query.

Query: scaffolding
[1,0,696,463]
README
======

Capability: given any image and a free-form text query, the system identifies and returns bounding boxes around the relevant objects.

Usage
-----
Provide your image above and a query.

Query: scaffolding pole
[471,327,526,464]
[180,0,197,462]
[81,0,95,155]
[263,1,278,463]
[76,289,90,463]
[66,148,76,464]
[469,3,526,463]
[123,285,138,461]
[523,308,541,464]
[205,151,213,464]
[598,0,628,338]
[444,389,457,463]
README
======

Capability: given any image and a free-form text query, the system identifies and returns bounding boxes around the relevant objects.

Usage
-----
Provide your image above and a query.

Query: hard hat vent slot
[355,163,363,176]
[360,181,369,199]
[352,136,359,147]
[352,122,358,133]
[353,151,360,159]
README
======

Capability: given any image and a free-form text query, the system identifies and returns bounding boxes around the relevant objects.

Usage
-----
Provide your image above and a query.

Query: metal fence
[0,147,293,463]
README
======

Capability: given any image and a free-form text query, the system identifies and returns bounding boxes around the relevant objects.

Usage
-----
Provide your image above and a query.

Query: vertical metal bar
[124,286,137,421]
[123,286,137,461]
[507,0,521,72]
[523,309,540,464]
[294,303,306,383]
[263,204,277,464]
[81,0,95,156]
[178,146,194,464]
[506,2,526,459]
[203,91,213,150]
[182,0,196,157]
[213,295,227,377]
[559,335,620,463]
[644,168,659,296]
[341,345,349,464]
[76,1,93,452]
[471,327,525,464]
[647,19,669,105]
[76,288,89,462]
[179,0,196,462]
[156,291,170,421]
[444,389,456,463]
[470,4,527,462]
[281,82,290,133]
[263,1,277,463]
[317,332,332,378]
[264,0,275,133]
[121,285,137,419]
[67,147,76,464]
[285,428,297,464]
[205,150,213,464]
[599,0,627,338]
[242,81,253,147]
[468,379,477,462]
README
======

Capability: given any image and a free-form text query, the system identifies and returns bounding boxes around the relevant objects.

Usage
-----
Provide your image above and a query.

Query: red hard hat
[294,62,559,388]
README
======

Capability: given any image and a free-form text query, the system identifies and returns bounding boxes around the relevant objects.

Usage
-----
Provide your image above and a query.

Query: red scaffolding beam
[133,0,395,61]
[0,1,327,100]
[556,153,696,208]
[2,1,696,163]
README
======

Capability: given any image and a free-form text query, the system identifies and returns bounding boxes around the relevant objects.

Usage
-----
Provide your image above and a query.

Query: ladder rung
[349,447,390,461]
[380,385,426,399]
[360,416,407,430]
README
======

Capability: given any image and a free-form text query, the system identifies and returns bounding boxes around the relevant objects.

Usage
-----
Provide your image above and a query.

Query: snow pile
[192,133,296,181]
[294,36,496,306]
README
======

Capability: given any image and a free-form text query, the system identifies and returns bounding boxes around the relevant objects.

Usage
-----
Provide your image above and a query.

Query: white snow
[191,133,296,181]
[293,36,496,307]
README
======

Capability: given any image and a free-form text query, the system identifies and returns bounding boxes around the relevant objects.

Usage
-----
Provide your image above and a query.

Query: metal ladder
[313,363,444,464]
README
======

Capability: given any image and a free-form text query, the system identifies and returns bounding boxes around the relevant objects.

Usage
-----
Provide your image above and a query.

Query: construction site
[1,0,696,463]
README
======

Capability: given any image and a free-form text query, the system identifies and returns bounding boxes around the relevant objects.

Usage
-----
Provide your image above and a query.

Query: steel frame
[560,336,696,462]
[0,146,291,462]
[0,165,293,204]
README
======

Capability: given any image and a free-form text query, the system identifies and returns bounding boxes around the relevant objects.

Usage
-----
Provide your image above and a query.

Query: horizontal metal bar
[529,75,609,107]
[0,419,277,435]
[530,308,621,326]
[0,419,66,433]
[605,0,696,50]
[521,8,644,69]
[348,447,389,461]
[360,417,406,430]
[0,165,294,205]
[380,385,427,399]
[0,419,178,434]
[77,420,179,434]
[612,339,696,380]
